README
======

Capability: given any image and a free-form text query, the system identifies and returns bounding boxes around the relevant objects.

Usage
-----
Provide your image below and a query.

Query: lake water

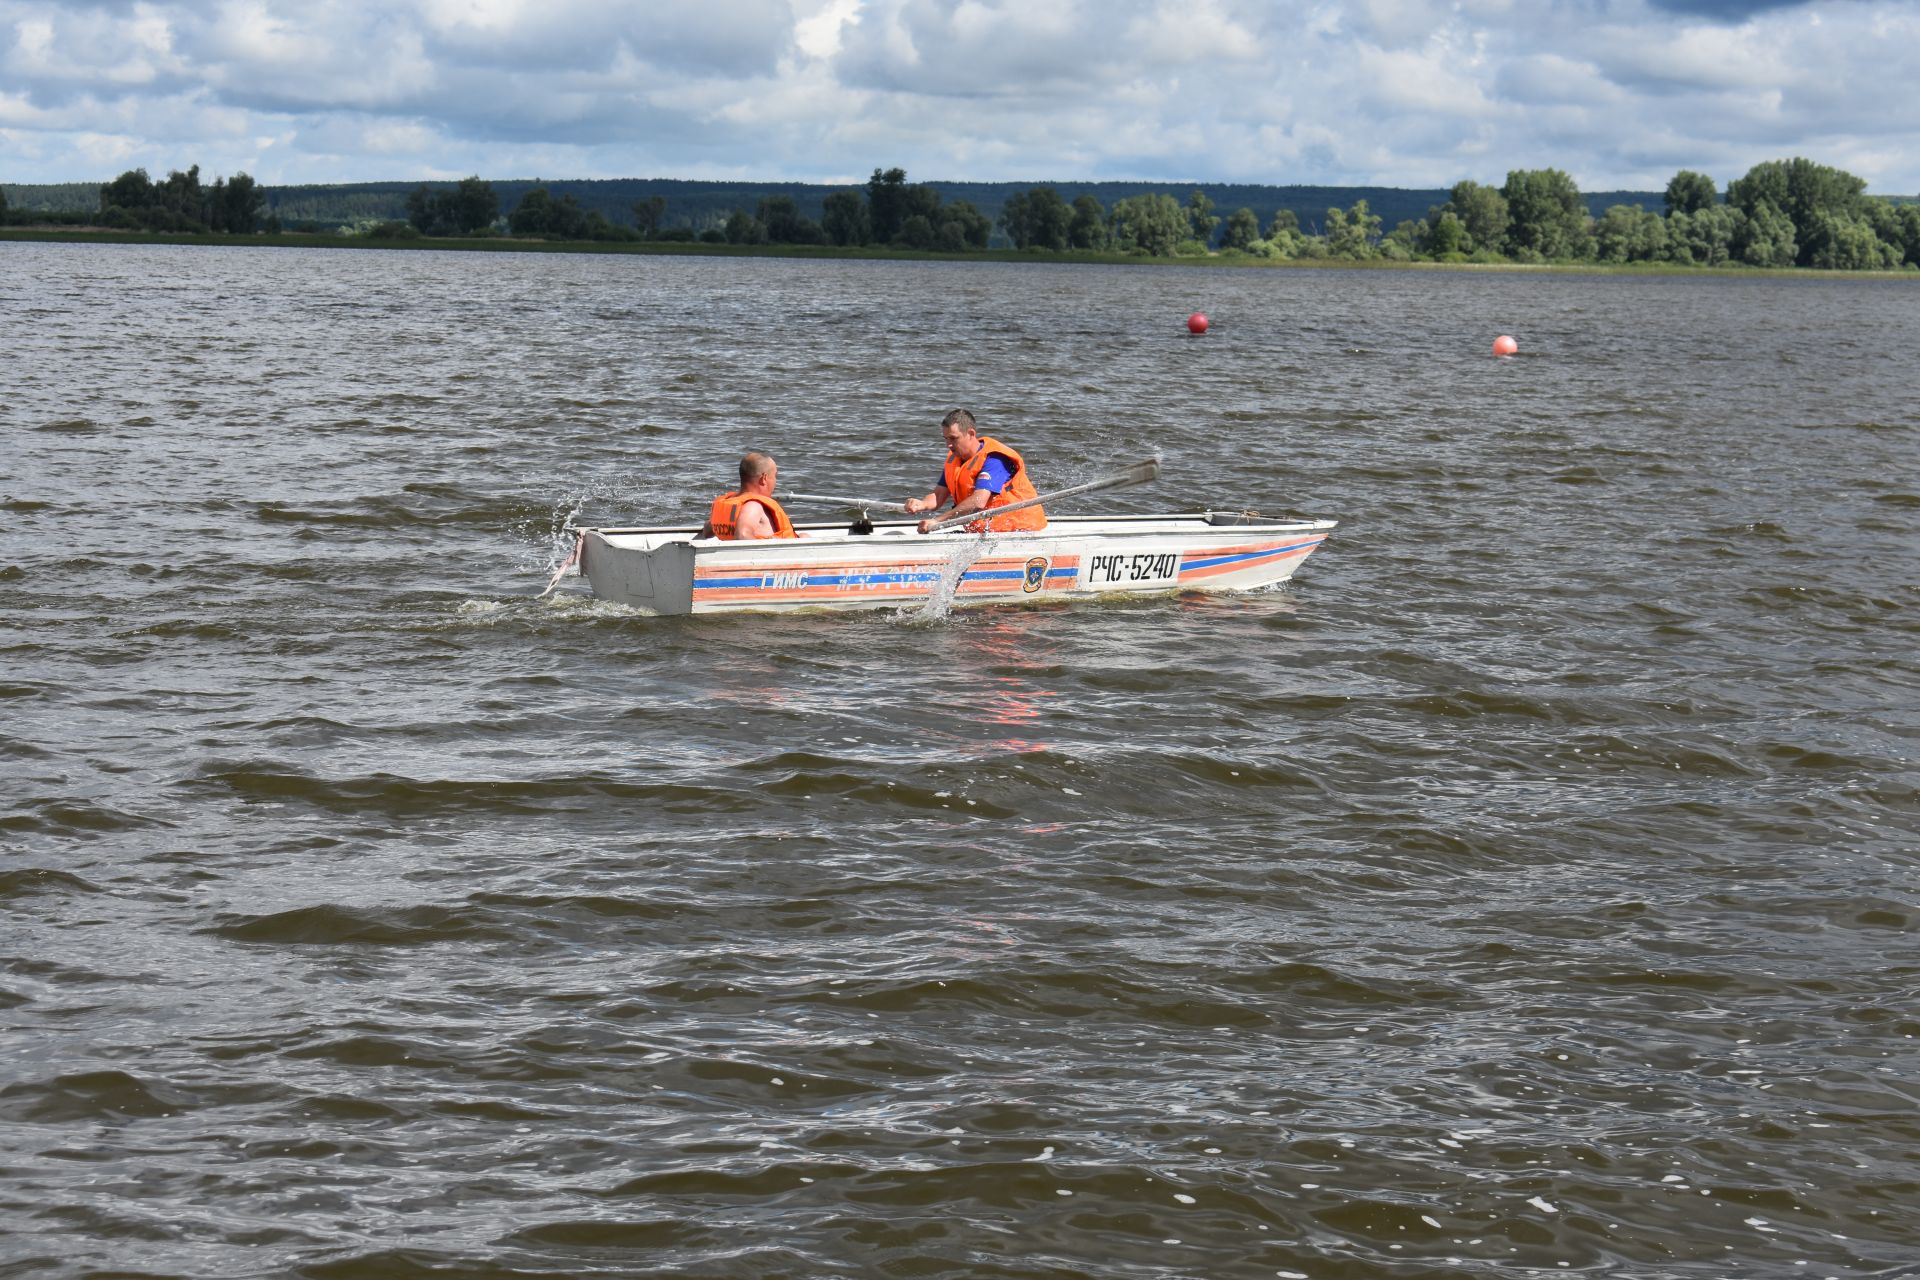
[3,242,1917,1279]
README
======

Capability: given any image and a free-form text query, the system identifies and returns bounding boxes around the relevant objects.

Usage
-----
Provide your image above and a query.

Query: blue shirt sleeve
[974,455,1013,494]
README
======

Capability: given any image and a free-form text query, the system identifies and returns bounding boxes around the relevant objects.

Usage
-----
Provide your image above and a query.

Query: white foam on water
[449,595,623,628]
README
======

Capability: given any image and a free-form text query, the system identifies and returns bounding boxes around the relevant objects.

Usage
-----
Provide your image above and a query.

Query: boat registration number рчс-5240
[1083,550,1181,591]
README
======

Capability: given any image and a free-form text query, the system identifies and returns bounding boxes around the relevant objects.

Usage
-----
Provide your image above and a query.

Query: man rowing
[700,451,801,540]
[901,409,1047,534]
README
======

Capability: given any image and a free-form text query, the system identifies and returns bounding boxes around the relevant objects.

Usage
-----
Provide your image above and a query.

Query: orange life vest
[944,435,1046,531]
[707,490,797,540]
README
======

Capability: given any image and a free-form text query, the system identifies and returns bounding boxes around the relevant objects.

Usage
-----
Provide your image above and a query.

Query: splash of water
[902,532,989,624]
[510,479,646,578]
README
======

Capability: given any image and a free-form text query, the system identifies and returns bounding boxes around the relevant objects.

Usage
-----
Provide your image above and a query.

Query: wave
[0,798,172,836]
[0,867,101,898]
[188,763,761,817]
[206,903,519,946]
[250,489,552,529]
[0,1069,185,1122]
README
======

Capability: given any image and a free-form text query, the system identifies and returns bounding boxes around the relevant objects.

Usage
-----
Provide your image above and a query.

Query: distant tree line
[390,177,655,242]
[984,157,1919,271]
[674,154,1917,269]
[252,177,1492,239]
[1370,159,1918,270]
[403,177,500,236]
[11,155,1913,270]
[0,181,92,224]
[388,167,998,251]
[690,168,992,250]
[91,166,273,233]
[0,182,101,227]
[502,168,996,251]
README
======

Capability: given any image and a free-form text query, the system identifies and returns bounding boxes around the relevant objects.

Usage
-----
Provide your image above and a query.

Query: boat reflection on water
[971,618,1061,757]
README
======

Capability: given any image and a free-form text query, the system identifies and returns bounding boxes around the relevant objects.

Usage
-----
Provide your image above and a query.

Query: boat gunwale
[580,512,1338,551]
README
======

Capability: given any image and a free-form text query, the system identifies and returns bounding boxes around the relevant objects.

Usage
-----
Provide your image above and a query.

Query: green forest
[6,174,1614,238]
[4,157,1916,271]
[3,166,273,234]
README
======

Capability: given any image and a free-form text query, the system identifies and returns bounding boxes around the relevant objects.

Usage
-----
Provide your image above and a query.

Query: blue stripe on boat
[1182,538,1321,571]
[697,563,1082,592]
[697,570,942,590]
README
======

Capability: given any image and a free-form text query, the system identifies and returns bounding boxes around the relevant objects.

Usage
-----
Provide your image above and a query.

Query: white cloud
[1495,54,1622,108]
[1589,18,1790,91]
[1357,43,1500,116]
[794,0,862,59]
[0,0,1914,193]
[1122,0,1261,65]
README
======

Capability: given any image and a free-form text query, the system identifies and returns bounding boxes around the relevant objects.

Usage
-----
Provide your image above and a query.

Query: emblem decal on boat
[1022,557,1048,593]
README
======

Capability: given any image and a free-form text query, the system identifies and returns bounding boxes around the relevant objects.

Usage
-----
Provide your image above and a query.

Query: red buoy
[1493,334,1518,356]
[1187,312,1209,334]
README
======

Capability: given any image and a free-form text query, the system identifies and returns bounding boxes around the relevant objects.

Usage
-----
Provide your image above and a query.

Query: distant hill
[6,177,1674,239]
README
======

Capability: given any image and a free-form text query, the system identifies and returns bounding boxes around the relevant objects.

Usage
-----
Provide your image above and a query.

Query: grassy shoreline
[4,225,1914,279]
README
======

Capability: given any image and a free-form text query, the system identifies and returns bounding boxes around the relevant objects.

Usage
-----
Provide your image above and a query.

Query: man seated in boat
[902,409,1047,534]
[699,452,802,540]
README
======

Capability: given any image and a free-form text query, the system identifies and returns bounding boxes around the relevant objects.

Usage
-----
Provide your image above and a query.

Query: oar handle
[781,491,911,514]
[925,493,1044,532]
[925,457,1161,531]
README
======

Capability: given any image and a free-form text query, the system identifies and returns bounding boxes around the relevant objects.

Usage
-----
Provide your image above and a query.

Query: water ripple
[2,244,1916,1278]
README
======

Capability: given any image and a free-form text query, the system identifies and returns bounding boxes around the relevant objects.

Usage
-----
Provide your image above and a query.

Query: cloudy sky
[3,0,1916,193]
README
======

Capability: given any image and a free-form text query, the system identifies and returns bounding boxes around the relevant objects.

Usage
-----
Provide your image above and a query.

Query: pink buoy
[1187,312,1209,334]
[1492,334,1518,357]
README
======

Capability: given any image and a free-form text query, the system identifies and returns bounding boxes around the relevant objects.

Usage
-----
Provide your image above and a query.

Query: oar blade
[1110,458,1160,489]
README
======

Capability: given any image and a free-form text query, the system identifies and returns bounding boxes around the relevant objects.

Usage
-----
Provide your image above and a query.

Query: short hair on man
[738,451,775,485]
[940,409,976,431]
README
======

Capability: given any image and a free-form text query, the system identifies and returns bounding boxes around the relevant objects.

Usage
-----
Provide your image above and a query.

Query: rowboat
[569,511,1336,615]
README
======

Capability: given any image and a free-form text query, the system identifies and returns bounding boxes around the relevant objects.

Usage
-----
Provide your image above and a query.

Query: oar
[924,457,1161,532]
[781,491,912,514]
[537,531,584,600]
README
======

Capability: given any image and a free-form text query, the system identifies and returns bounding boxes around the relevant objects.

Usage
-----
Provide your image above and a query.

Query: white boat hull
[574,513,1336,616]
